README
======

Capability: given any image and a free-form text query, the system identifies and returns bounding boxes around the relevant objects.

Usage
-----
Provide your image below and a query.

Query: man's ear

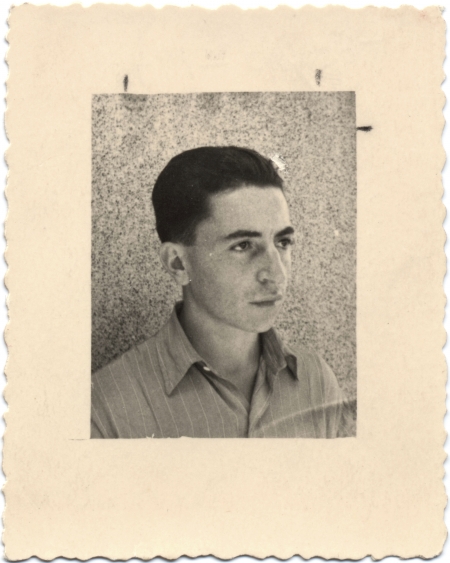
[159,242,191,286]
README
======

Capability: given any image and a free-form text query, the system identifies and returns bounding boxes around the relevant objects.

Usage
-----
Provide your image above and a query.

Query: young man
[91,146,354,438]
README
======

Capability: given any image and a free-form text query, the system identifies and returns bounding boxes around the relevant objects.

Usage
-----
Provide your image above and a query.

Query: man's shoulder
[284,341,341,388]
[92,331,161,384]
[284,340,326,370]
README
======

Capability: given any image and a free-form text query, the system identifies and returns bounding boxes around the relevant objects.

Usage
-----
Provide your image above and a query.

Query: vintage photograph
[91,92,357,438]
[5,4,446,559]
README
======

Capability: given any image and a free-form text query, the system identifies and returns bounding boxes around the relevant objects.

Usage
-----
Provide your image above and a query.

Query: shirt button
[203,366,211,372]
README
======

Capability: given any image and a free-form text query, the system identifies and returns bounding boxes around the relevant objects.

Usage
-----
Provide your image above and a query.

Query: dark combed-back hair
[152,146,284,244]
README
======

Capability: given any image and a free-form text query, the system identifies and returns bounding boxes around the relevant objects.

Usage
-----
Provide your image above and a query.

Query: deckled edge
[0,4,448,562]
[2,3,11,561]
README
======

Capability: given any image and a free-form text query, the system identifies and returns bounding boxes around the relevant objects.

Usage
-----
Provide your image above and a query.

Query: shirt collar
[155,303,299,396]
[261,327,298,383]
[154,304,204,396]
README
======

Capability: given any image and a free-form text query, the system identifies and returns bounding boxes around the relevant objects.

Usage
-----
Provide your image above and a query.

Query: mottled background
[92,92,357,412]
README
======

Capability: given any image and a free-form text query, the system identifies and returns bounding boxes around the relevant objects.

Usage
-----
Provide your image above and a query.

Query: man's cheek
[283,257,292,278]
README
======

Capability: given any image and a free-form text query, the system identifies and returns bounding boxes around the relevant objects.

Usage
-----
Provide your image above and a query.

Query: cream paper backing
[4,5,446,560]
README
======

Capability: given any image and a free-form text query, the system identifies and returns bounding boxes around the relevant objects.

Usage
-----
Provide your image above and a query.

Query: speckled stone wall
[92,92,357,408]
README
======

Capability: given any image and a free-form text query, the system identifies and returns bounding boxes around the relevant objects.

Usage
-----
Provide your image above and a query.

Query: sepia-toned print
[91,92,357,438]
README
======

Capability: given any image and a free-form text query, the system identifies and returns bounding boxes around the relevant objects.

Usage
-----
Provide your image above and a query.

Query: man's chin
[210,303,282,334]
[243,310,281,334]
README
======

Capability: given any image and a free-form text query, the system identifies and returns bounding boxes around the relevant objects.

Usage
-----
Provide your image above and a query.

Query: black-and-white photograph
[91,92,357,438]
[6,3,447,559]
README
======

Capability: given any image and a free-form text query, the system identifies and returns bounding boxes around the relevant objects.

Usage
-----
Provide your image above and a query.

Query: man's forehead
[206,185,290,229]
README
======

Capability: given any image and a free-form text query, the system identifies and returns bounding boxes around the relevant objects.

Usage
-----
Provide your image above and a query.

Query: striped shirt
[91,305,355,438]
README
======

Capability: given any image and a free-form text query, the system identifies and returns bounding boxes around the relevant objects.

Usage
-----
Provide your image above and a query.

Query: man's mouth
[250,295,283,307]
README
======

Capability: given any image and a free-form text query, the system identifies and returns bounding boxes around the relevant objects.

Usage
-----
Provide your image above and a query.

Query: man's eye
[232,241,251,252]
[277,238,294,249]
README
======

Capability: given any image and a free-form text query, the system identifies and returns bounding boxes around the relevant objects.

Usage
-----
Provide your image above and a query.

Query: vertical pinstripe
[311,352,327,435]
[121,356,148,436]
[156,342,196,435]
[91,404,108,437]
[300,354,319,439]
[108,365,132,438]
[177,331,213,437]
[131,348,162,435]
[91,306,355,439]
[144,341,180,437]
[92,370,120,437]
[205,379,226,438]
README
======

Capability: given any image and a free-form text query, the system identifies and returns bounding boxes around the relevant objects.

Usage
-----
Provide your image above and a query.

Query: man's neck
[178,298,260,402]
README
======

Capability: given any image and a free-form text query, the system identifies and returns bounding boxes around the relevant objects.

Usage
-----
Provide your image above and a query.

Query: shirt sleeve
[90,416,105,439]
[91,369,120,439]
[317,353,356,438]
[337,397,356,437]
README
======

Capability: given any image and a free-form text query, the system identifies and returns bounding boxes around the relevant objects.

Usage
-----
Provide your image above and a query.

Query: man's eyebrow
[223,226,295,241]
[224,230,262,240]
[275,226,295,238]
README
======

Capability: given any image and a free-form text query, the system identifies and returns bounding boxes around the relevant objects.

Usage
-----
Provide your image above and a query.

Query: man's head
[152,146,295,334]
[152,146,284,245]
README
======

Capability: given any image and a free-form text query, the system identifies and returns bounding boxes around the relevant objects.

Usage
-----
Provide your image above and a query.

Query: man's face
[182,185,294,334]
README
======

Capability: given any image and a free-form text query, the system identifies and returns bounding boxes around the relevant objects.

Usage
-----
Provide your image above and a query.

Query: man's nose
[256,248,286,287]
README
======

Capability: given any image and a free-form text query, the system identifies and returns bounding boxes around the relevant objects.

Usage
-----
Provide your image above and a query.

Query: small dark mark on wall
[315,69,322,86]
[357,126,373,132]
[123,75,129,92]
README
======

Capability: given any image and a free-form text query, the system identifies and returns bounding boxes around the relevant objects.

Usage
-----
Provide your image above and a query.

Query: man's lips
[250,295,283,306]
